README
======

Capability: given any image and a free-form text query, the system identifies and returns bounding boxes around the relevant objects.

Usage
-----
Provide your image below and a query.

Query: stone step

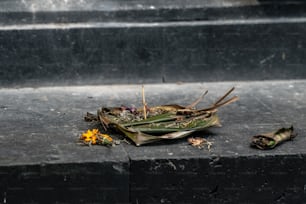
[1,1,306,203]
[1,1,306,87]
[0,81,305,203]
[1,0,306,24]
[1,18,306,87]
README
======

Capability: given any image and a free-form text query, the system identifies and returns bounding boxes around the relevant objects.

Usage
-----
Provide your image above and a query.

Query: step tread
[1,0,306,25]
[0,80,305,167]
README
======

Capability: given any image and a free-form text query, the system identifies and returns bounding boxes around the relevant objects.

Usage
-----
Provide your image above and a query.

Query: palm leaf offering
[84,87,238,146]
[250,126,297,150]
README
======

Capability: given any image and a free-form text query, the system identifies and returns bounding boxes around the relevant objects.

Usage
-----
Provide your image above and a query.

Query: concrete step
[1,1,306,203]
[1,80,305,203]
[1,18,306,87]
[1,1,306,87]
[1,0,306,24]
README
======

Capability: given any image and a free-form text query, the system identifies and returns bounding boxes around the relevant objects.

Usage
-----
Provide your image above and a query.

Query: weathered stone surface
[1,21,306,87]
[0,86,130,203]
[1,1,306,203]
[1,1,306,87]
[0,81,306,203]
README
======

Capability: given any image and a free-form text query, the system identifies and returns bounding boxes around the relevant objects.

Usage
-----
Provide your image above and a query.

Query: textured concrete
[1,1,306,87]
[2,21,306,87]
[0,80,306,203]
[1,1,306,203]
[0,85,130,203]
[1,0,306,25]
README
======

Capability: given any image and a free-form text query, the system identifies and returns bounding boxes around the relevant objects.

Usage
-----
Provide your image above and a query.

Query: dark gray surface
[124,81,306,203]
[0,85,130,203]
[1,20,306,88]
[1,80,305,163]
[1,80,306,203]
[0,0,259,25]
[1,1,305,202]
[0,0,258,12]
[1,0,306,25]
[1,0,306,88]
[0,87,129,166]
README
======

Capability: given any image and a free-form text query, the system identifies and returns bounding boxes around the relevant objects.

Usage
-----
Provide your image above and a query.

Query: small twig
[214,87,235,106]
[142,85,147,119]
[186,90,208,109]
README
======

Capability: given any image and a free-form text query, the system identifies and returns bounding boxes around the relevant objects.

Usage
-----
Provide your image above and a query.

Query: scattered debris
[85,87,238,146]
[188,137,213,151]
[250,126,297,150]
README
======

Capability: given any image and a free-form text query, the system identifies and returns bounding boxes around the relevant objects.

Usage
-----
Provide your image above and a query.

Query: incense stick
[142,85,147,119]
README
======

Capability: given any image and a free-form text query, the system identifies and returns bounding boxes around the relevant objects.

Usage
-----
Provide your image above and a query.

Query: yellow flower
[91,135,97,144]
[80,129,113,145]
[81,129,99,144]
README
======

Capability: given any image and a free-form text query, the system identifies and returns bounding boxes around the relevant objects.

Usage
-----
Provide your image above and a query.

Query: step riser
[1,20,306,87]
[0,163,129,203]
[131,156,306,203]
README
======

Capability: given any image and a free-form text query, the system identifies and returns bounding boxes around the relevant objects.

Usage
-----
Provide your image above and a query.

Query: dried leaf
[250,126,296,150]
[188,137,213,150]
